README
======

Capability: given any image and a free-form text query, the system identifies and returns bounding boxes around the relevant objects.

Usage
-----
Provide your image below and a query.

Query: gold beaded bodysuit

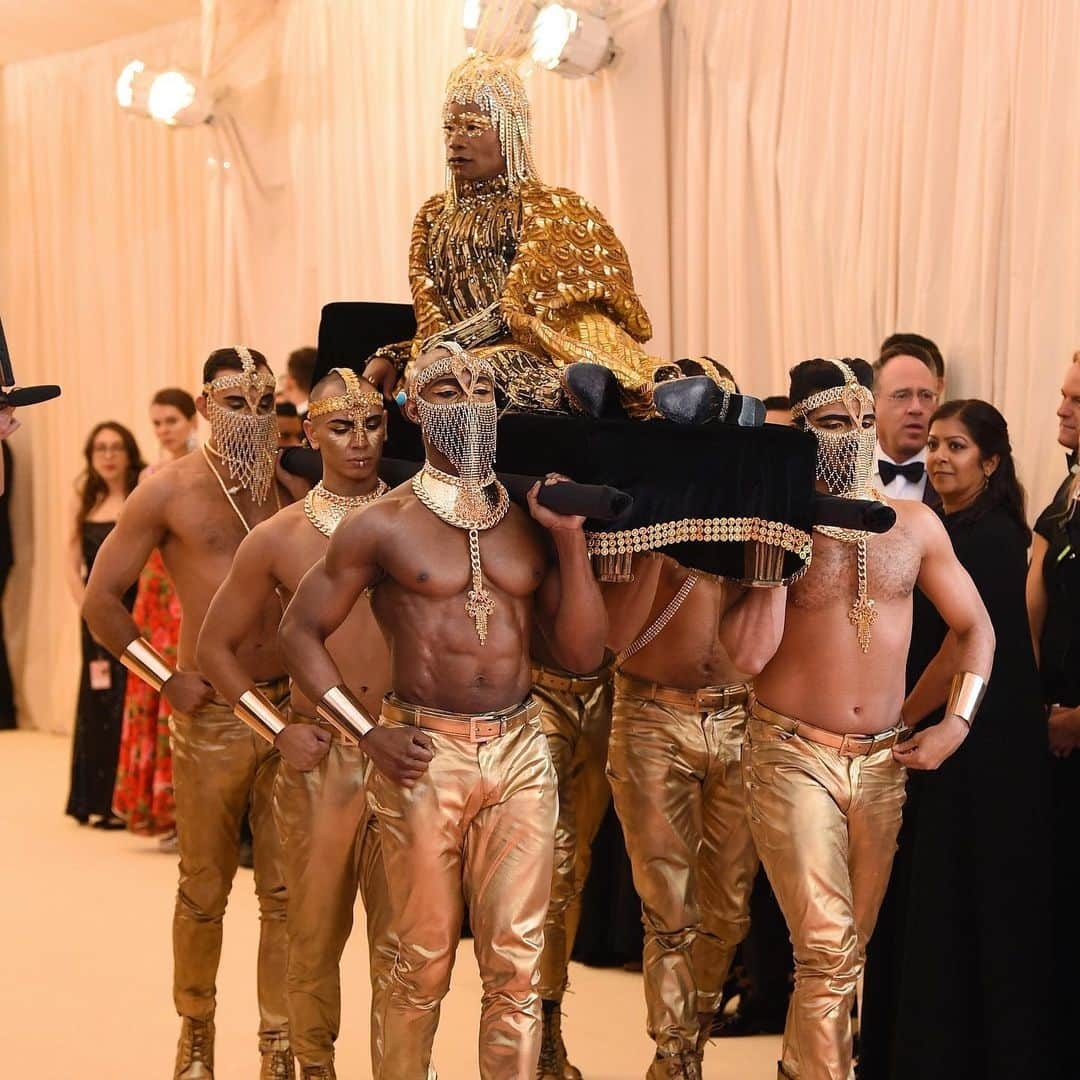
[392,175,675,418]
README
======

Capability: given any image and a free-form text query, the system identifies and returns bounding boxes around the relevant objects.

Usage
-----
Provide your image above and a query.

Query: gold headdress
[307,367,384,424]
[443,53,538,201]
[202,346,278,505]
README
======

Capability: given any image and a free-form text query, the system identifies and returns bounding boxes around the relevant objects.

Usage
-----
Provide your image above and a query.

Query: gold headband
[307,367,383,422]
[410,343,495,399]
[202,345,276,399]
[791,359,874,423]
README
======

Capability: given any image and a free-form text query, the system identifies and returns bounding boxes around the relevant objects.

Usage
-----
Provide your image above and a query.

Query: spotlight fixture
[463,0,540,58]
[115,62,213,126]
[531,3,616,77]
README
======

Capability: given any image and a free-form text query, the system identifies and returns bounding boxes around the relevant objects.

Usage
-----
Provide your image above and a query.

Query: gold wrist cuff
[945,670,987,728]
[235,688,286,745]
[316,685,375,746]
[120,637,174,693]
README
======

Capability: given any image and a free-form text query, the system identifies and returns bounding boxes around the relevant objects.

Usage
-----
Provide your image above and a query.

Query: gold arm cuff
[945,671,987,728]
[120,637,174,693]
[316,685,375,746]
[235,688,287,745]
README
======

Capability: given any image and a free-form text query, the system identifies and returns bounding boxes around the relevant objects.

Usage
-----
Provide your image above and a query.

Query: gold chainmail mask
[304,366,388,537]
[792,360,880,652]
[203,345,278,505]
[409,343,509,644]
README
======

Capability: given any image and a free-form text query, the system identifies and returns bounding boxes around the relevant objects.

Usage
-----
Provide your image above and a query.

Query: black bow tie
[879,459,925,485]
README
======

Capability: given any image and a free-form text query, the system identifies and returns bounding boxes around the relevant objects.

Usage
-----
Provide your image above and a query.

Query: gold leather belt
[382,695,542,744]
[532,654,613,696]
[751,700,909,757]
[616,672,750,713]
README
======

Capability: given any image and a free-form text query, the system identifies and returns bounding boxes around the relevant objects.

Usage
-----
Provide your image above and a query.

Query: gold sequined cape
[386,181,676,415]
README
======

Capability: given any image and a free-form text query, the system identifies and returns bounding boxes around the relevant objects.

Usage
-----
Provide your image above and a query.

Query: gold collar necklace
[304,479,388,538]
[411,462,510,645]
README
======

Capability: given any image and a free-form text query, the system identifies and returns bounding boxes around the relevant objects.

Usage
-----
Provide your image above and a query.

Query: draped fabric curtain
[2,0,1077,731]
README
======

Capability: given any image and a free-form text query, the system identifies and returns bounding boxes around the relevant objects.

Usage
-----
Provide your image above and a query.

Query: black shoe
[92,815,127,831]
[711,999,787,1038]
[654,376,765,426]
[562,363,624,419]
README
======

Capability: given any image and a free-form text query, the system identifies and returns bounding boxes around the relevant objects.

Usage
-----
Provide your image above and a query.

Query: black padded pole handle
[812,493,896,534]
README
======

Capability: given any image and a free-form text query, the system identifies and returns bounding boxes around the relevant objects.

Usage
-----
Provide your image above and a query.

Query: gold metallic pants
[170,679,290,1050]
[607,675,759,1055]
[743,706,906,1080]
[274,716,395,1074]
[533,663,613,1002]
[367,697,557,1080]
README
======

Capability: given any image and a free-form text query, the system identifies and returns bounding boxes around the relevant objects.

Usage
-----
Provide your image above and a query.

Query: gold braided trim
[586,516,812,568]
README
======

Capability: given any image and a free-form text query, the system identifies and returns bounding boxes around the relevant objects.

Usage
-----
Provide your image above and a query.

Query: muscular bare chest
[791,523,922,611]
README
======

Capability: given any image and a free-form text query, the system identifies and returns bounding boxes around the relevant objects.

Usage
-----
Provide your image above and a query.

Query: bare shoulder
[889,498,947,553]
[245,501,307,554]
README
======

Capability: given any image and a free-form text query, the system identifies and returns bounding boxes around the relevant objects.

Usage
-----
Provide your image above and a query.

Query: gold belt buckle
[469,716,504,743]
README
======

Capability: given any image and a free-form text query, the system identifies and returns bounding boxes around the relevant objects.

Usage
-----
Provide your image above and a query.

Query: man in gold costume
[748,358,994,1080]
[196,370,433,1080]
[82,348,297,1079]
[364,54,760,426]
[280,345,608,1079]
[601,553,786,1079]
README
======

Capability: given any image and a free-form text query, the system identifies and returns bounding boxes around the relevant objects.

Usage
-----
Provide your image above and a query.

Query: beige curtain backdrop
[2,0,1077,731]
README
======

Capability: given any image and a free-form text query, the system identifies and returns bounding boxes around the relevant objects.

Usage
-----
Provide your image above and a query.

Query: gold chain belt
[381,695,542,744]
[615,672,750,713]
[751,700,909,757]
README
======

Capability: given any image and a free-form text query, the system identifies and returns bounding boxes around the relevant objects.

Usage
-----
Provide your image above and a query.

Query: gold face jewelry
[442,110,494,139]
[202,345,279,505]
[303,479,388,538]
[796,359,881,652]
[443,54,538,202]
[410,345,509,645]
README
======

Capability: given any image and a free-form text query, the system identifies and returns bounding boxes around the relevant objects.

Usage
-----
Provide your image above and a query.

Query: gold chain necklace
[411,463,510,645]
[813,487,883,654]
[304,479,388,538]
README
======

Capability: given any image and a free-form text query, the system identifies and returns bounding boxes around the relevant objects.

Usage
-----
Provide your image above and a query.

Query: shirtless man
[278,343,608,1079]
[603,554,786,1079]
[196,369,421,1079]
[82,347,297,1080]
[746,358,995,1080]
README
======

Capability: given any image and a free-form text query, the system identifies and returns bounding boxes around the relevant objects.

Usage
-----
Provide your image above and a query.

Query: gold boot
[301,1066,335,1079]
[174,1017,214,1080]
[260,1047,296,1080]
[537,1001,582,1080]
[646,1050,703,1080]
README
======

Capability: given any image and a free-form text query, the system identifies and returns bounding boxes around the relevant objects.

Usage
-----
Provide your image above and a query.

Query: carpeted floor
[0,730,781,1078]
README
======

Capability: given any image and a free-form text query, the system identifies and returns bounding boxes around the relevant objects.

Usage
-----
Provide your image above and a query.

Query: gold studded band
[307,367,383,420]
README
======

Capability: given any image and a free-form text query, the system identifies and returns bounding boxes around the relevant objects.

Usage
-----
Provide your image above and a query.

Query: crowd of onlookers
[3,333,1079,1073]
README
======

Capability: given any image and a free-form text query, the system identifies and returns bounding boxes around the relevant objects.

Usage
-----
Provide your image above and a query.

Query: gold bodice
[426,175,522,324]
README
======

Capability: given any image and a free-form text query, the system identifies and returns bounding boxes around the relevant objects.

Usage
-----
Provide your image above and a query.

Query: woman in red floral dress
[111,389,197,847]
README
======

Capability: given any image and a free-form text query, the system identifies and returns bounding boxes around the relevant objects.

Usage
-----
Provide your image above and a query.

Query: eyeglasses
[92,443,125,456]
[886,389,939,406]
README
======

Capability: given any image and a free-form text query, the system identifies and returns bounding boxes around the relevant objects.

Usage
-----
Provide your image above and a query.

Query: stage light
[531,3,616,77]
[116,63,213,127]
[463,0,540,57]
[115,60,144,108]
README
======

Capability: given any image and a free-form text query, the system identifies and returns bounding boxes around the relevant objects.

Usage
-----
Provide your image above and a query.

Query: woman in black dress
[65,421,144,827]
[861,400,1052,1079]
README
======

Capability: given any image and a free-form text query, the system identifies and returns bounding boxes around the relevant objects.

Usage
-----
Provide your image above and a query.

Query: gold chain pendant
[847,536,877,653]
[464,529,496,644]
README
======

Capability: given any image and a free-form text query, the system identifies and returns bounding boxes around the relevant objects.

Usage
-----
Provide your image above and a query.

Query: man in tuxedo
[871,335,944,506]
